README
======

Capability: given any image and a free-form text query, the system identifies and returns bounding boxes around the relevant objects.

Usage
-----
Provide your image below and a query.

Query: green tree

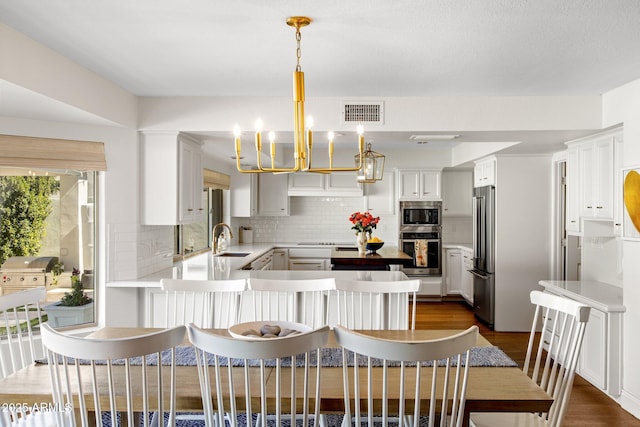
[0,176,59,266]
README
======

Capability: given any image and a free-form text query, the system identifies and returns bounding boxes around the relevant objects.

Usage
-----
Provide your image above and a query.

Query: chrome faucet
[212,223,234,254]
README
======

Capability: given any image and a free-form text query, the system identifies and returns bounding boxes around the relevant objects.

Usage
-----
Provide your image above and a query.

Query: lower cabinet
[444,249,462,295]
[461,249,474,305]
[541,283,623,399]
[578,308,607,390]
[287,248,331,271]
[288,259,328,271]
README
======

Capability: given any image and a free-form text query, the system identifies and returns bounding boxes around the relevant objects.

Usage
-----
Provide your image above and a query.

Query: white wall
[494,155,553,332]
[603,78,640,418]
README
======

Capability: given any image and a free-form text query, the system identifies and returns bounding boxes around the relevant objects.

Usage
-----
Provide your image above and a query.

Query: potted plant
[44,268,94,327]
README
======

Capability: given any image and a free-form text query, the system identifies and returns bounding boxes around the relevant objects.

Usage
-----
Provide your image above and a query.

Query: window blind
[203,168,230,190]
[0,134,107,171]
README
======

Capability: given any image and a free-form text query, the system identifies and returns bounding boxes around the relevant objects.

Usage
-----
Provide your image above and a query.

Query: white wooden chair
[40,323,186,427]
[247,278,335,328]
[0,287,47,379]
[160,278,247,328]
[333,279,421,330]
[334,324,479,427]
[187,323,330,427]
[470,290,591,427]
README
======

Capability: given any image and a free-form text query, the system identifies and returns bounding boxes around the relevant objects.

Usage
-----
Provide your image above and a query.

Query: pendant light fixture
[233,16,380,176]
[355,142,386,183]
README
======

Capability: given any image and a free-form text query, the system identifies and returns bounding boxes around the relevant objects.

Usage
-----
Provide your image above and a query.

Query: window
[0,168,97,327]
[174,188,224,256]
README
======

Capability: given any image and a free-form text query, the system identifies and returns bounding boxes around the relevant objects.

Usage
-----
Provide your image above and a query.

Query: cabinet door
[272,249,289,270]
[442,171,472,216]
[364,170,395,215]
[445,250,462,294]
[594,138,613,219]
[288,173,325,192]
[178,140,204,223]
[258,173,289,216]
[474,160,495,187]
[579,143,595,217]
[230,172,257,217]
[420,170,441,199]
[579,308,607,390]
[399,170,420,200]
[613,134,624,235]
[565,147,580,233]
[326,174,363,195]
[461,251,474,304]
[288,259,326,271]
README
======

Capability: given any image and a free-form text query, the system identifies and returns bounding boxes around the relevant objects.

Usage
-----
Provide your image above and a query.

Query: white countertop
[538,280,625,313]
[108,243,407,288]
[442,243,473,251]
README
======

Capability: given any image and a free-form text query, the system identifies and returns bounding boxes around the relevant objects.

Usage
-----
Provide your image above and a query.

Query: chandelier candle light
[233,16,371,175]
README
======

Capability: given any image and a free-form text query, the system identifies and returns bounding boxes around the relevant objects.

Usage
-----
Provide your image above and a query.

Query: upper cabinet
[257,173,289,216]
[442,170,472,216]
[473,158,496,187]
[363,170,395,215]
[565,125,623,234]
[141,131,204,225]
[288,173,362,196]
[398,169,442,200]
[231,173,289,217]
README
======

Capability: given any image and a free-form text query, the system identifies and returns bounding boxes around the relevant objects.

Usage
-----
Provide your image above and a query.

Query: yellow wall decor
[624,169,640,238]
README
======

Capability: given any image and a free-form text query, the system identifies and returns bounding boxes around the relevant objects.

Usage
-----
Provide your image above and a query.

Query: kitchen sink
[336,247,359,251]
[214,252,251,257]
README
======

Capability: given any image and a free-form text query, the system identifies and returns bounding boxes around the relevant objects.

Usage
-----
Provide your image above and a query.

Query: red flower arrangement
[349,211,380,235]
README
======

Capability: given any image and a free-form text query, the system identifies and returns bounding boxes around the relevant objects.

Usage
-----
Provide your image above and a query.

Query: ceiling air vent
[341,101,384,125]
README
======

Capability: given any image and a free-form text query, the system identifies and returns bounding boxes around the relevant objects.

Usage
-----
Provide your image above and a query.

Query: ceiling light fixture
[355,142,386,183]
[409,134,459,141]
[233,16,377,176]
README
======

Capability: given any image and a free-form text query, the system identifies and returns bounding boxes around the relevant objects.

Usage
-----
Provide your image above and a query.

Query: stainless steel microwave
[400,201,442,227]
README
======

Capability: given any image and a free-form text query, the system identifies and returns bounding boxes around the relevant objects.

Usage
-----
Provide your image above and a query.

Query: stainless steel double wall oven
[398,201,442,277]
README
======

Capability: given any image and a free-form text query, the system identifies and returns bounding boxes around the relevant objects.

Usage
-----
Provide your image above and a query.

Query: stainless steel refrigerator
[470,185,495,328]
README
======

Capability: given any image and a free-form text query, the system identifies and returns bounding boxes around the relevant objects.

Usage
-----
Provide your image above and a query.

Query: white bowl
[228,321,312,340]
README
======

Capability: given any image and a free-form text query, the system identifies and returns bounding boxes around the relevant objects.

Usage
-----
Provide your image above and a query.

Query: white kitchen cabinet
[141,131,204,225]
[613,134,624,236]
[272,248,289,270]
[288,259,328,271]
[473,158,495,187]
[540,280,623,399]
[287,248,331,271]
[579,307,607,390]
[288,173,362,196]
[444,249,462,295]
[363,170,395,215]
[579,138,613,219]
[398,169,442,200]
[442,170,472,216]
[257,173,289,216]
[230,172,257,217]
[461,249,474,305]
[565,146,581,233]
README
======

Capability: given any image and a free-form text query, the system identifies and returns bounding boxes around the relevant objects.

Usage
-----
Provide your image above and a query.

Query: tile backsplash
[231,196,397,244]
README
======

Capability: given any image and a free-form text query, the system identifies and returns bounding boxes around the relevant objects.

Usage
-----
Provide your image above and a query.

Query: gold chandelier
[233,16,373,175]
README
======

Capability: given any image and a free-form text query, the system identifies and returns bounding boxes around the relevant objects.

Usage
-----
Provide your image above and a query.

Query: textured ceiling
[1,0,639,159]
[2,0,639,97]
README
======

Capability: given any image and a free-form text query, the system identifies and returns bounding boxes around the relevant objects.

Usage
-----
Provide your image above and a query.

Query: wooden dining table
[0,328,552,427]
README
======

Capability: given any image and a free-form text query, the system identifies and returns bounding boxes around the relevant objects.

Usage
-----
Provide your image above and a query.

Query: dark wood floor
[413,301,640,426]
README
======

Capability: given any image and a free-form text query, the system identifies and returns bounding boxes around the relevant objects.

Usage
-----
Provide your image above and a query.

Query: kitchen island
[106,249,412,327]
[330,246,413,270]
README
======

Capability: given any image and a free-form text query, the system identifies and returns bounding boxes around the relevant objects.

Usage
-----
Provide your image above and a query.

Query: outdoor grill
[0,256,59,294]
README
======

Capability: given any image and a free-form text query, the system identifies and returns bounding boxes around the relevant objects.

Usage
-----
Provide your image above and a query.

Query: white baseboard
[621,390,640,420]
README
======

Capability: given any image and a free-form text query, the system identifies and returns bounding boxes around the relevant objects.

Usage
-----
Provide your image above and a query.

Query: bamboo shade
[203,168,230,189]
[0,134,107,171]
